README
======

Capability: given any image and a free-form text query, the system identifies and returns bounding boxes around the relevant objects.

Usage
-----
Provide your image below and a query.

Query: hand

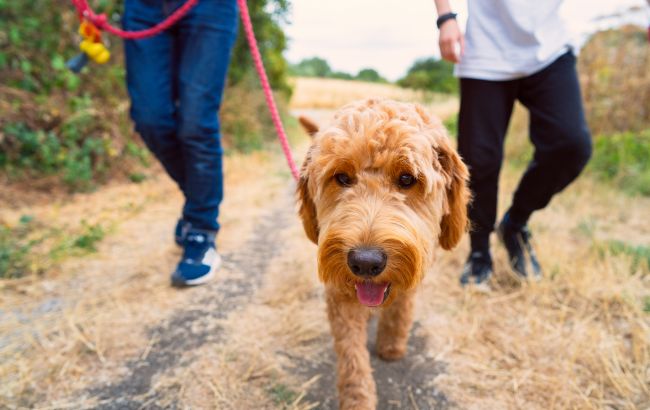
[438,19,464,63]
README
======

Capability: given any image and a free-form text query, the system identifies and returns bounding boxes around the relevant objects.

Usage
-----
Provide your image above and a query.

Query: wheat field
[289,77,459,119]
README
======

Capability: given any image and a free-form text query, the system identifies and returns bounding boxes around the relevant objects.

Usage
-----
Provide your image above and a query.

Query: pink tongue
[355,281,389,307]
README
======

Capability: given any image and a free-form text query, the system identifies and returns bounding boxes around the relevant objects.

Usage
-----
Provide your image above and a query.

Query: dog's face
[297,99,469,307]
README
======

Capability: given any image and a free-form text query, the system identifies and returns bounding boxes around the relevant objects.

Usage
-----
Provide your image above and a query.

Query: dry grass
[419,171,650,409]
[1,78,648,408]
[289,77,458,119]
[0,150,292,406]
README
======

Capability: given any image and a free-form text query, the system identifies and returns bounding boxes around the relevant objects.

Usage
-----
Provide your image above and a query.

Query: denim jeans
[123,0,238,231]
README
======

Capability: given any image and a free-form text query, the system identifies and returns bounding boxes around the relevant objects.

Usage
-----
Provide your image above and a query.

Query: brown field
[1,79,648,409]
[289,77,459,120]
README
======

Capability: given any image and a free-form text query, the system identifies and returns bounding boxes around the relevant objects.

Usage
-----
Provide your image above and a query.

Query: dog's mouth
[354,281,391,307]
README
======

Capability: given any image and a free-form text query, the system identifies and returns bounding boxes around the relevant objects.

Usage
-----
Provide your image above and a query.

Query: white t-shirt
[455,0,574,81]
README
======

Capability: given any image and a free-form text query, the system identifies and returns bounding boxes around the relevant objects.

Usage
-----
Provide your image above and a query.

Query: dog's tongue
[355,281,389,307]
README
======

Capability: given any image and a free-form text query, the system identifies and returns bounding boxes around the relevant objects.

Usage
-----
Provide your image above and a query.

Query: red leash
[71,0,199,40]
[70,0,300,180]
[236,0,300,180]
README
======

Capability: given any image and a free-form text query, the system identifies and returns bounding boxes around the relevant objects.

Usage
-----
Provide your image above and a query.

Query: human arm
[433,0,464,63]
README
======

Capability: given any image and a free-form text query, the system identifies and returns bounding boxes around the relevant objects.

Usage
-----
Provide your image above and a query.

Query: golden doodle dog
[296,98,469,409]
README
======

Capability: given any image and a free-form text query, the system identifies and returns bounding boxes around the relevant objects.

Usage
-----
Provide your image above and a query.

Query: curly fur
[297,98,469,409]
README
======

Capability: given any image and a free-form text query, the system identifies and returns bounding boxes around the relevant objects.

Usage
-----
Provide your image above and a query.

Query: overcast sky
[284,0,648,81]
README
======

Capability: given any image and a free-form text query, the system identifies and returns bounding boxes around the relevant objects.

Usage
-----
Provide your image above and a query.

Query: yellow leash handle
[78,21,110,64]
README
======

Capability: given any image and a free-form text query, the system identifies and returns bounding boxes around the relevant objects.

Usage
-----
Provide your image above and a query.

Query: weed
[575,217,597,238]
[0,217,108,279]
[605,240,650,271]
[0,216,41,278]
[268,383,298,407]
[50,222,106,260]
[129,172,146,183]
[73,223,105,252]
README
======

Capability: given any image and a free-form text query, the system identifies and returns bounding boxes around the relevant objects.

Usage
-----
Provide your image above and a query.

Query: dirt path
[1,106,649,409]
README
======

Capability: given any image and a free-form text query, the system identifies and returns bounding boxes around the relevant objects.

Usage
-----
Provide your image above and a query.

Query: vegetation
[0,0,292,192]
[397,57,457,94]
[0,216,106,278]
[588,130,650,196]
[290,56,387,83]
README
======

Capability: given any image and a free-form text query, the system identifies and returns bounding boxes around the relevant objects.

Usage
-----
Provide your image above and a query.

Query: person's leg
[509,51,592,225]
[458,78,518,252]
[174,0,239,232]
[457,78,517,287]
[497,51,592,279]
[123,0,184,189]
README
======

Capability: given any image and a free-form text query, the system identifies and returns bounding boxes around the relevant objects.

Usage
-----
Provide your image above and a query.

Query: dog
[296,98,469,409]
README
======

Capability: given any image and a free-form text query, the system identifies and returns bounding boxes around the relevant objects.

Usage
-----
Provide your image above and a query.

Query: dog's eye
[397,173,416,189]
[334,173,353,187]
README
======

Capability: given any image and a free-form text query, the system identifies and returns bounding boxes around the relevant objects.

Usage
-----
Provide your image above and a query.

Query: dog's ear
[299,116,319,137]
[296,148,319,244]
[435,138,470,250]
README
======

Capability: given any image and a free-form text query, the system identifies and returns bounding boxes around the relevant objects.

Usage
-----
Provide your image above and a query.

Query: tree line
[289,56,458,94]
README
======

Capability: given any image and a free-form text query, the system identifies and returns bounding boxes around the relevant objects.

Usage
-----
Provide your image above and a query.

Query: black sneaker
[497,213,542,280]
[460,251,493,291]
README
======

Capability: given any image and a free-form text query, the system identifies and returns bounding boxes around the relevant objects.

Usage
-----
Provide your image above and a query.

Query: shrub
[397,58,457,94]
[1,0,293,191]
[588,129,650,196]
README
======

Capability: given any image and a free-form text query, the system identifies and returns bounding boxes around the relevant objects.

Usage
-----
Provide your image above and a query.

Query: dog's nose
[347,248,387,277]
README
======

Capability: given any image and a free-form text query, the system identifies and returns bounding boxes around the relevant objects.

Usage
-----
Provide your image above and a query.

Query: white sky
[284,0,648,81]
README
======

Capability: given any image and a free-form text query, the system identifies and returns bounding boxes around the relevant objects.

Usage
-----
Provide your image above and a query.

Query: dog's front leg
[376,291,414,361]
[326,288,376,410]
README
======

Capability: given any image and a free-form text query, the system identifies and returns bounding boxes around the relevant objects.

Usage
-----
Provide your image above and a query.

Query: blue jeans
[123,0,238,231]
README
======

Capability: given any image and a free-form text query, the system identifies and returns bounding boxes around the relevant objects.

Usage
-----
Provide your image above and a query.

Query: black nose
[347,248,387,277]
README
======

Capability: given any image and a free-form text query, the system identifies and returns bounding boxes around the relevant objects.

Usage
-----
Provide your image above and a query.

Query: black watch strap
[436,12,457,29]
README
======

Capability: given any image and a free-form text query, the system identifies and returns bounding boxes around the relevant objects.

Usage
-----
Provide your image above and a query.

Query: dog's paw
[376,343,407,361]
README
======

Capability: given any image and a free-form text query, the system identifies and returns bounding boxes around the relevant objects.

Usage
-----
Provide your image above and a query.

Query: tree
[228,0,291,94]
[398,58,458,94]
[290,57,333,78]
[355,68,386,83]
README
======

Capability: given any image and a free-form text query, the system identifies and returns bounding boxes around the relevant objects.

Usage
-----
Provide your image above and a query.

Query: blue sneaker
[171,230,221,287]
[174,219,191,246]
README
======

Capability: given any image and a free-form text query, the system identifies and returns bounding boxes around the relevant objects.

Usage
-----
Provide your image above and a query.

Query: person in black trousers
[433,0,592,288]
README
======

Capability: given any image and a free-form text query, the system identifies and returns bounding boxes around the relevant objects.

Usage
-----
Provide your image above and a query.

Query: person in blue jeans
[123,0,238,287]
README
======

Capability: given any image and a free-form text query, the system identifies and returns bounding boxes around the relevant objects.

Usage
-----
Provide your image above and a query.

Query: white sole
[183,253,222,286]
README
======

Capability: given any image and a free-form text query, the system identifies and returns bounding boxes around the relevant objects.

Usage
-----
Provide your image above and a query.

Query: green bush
[290,56,332,78]
[229,0,292,95]
[589,130,650,196]
[1,0,293,190]
[1,118,124,191]
[355,68,387,83]
[398,58,458,94]
[0,0,124,94]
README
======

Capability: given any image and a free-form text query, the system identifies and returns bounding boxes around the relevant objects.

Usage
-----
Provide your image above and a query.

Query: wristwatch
[436,12,457,29]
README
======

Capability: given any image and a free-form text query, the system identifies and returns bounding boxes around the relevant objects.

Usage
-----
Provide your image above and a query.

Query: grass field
[0,78,648,409]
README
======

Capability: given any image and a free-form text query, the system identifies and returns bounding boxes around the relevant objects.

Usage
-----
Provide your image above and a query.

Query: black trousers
[458,51,592,252]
